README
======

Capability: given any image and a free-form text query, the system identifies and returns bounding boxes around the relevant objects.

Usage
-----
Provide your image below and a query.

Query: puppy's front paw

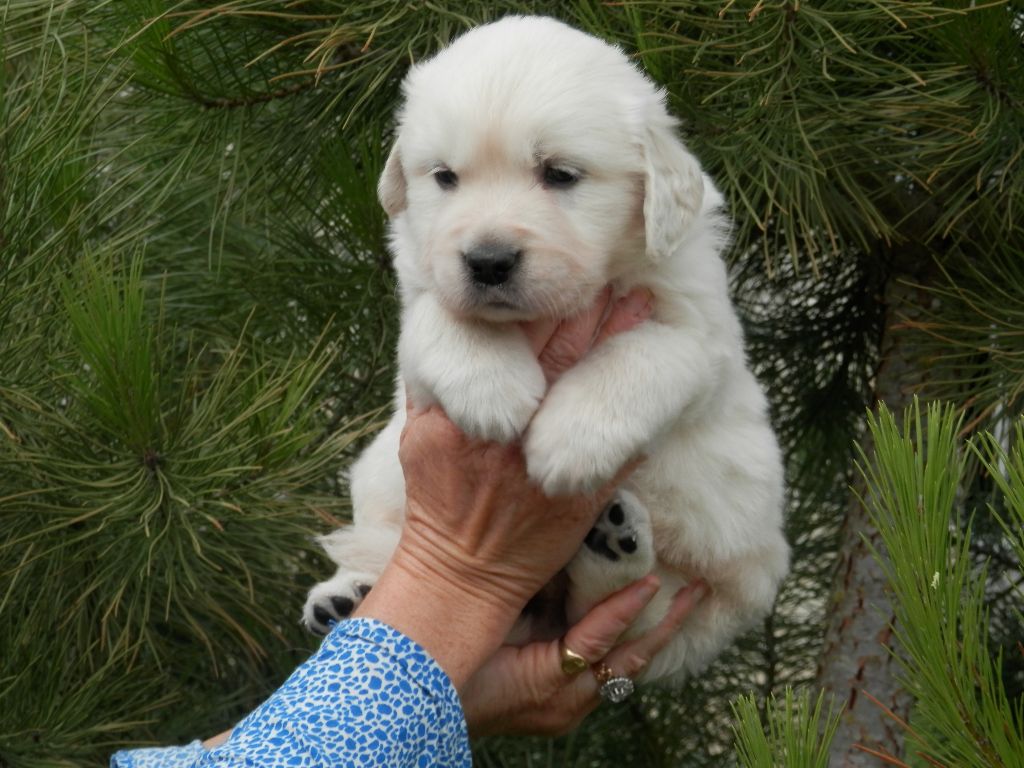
[525,406,633,494]
[436,360,545,443]
[302,572,376,636]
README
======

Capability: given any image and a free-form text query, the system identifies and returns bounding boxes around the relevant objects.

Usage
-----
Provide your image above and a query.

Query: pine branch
[194,78,317,109]
[3,1,1023,765]
[732,687,842,768]
[857,400,1024,766]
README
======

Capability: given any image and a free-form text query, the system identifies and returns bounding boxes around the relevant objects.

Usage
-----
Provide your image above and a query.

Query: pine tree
[1,2,1022,766]
[733,401,1024,767]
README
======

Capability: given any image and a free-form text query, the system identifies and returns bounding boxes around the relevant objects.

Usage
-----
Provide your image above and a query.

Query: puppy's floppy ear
[378,143,407,217]
[642,119,705,261]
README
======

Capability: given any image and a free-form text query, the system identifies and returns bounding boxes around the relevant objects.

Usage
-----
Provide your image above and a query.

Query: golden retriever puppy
[304,16,789,684]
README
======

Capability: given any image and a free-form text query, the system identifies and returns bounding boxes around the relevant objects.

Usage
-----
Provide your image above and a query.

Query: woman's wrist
[353,529,525,691]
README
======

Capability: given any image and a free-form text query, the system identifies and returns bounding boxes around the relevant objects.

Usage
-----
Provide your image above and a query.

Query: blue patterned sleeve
[110,618,471,768]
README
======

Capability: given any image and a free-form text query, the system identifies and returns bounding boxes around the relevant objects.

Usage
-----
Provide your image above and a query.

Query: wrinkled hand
[462,578,706,736]
[456,286,701,737]
[396,287,655,615]
[201,287,660,747]
[397,404,637,616]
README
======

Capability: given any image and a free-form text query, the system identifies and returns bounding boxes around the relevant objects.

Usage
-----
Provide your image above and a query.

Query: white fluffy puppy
[303,15,789,683]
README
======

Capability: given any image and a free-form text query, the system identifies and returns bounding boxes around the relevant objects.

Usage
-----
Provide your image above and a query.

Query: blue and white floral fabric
[111,619,470,768]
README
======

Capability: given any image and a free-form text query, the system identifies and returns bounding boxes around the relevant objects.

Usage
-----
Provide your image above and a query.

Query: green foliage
[981,425,1024,605]
[910,243,1024,432]
[859,401,1023,766]
[60,253,163,451]
[610,1,1024,274]
[728,403,1024,767]
[732,687,841,768]
[1,251,374,764]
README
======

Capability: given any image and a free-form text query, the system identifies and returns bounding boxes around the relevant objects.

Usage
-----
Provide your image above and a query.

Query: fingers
[520,286,613,359]
[398,392,467,459]
[556,575,660,671]
[463,578,706,738]
[202,730,232,750]
[520,316,563,359]
[604,580,708,679]
[401,389,431,440]
[514,576,661,732]
[559,579,707,702]
[533,286,613,382]
[592,288,654,348]
[400,397,440,442]
[520,286,654,385]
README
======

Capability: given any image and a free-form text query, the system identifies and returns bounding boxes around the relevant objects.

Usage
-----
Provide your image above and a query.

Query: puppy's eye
[542,165,581,189]
[433,168,458,190]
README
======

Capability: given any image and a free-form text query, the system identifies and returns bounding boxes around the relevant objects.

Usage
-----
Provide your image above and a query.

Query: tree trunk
[817,274,929,765]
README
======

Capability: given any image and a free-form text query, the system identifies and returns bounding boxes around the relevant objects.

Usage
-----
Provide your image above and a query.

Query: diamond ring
[592,662,635,703]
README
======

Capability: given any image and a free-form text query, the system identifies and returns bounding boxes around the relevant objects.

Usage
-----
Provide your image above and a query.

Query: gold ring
[592,662,615,686]
[592,662,635,703]
[558,639,588,677]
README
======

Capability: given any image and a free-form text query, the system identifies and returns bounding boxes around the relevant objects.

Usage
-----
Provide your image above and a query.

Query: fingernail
[634,574,660,601]
[619,288,653,319]
[684,580,709,601]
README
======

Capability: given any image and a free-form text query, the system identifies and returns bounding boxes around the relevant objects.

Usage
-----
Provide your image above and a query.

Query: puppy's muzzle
[463,242,522,287]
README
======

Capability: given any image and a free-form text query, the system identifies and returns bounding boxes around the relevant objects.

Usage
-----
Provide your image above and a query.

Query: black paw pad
[356,583,373,598]
[584,528,620,561]
[607,503,625,526]
[331,596,354,617]
[312,605,333,631]
[619,535,638,553]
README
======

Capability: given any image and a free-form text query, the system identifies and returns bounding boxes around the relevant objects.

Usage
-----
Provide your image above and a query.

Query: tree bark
[817,274,929,765]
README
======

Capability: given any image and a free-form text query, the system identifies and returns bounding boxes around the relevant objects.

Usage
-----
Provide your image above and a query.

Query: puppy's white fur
[306,16,789,683]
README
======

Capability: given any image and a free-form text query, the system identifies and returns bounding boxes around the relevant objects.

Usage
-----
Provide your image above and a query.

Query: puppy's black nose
[463,243,521,286]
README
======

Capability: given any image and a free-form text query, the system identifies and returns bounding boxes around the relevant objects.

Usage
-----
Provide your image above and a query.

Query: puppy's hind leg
[565,490,656,625]
[302,523,401,635]
[302,411,408,635]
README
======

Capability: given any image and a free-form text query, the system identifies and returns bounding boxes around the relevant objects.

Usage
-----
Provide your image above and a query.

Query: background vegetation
[1,1,1021,765]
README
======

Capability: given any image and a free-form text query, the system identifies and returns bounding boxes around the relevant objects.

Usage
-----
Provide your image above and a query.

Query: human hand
[195,289,656,747]
[462,577,707,736]
[369,287,653,688]
[521,286,655,384]
[395,286,655,613]
[198,580,698,762]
